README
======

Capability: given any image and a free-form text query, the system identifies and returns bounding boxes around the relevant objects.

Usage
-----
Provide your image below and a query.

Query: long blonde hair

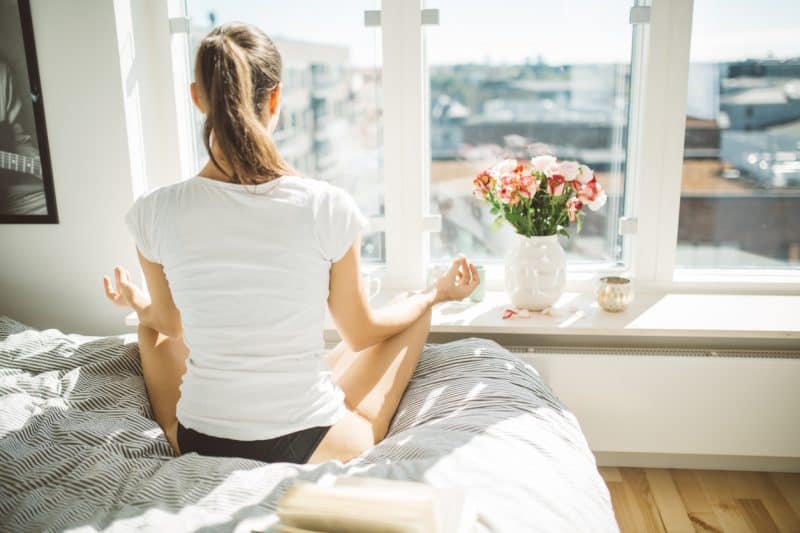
[195,22,292,185]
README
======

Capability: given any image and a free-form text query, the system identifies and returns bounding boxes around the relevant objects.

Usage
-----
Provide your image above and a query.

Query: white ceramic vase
[504,234,566,311]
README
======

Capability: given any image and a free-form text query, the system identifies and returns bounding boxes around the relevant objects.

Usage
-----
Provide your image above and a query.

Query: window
[167,0,800,290]
[185,1,385,262]
[677,0,800,269]
[426,1,635,267]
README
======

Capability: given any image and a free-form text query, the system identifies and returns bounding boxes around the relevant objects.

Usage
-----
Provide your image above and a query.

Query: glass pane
[677,1,800,268]
[426,1,634,265]
[186,1,385,261]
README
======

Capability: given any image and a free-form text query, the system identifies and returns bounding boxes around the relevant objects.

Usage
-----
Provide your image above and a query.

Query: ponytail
[196,23,292,185]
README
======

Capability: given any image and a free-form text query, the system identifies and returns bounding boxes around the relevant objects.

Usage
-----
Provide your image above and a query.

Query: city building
[429,57,800,266]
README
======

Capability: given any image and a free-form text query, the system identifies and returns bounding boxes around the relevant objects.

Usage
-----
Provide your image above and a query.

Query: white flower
[577,164,594,185]
[587,191,607,211]
[491,159,518,176]
[559,161,580,181]
[544,161,563,178]
[530,155,557,174]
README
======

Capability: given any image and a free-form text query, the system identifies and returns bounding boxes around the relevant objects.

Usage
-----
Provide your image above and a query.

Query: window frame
[164,0,800,293]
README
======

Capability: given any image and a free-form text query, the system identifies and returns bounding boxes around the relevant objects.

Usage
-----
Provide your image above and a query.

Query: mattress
[0,315,617,532]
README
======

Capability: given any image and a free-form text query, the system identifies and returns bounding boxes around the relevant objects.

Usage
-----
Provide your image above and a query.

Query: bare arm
[103,249,183,337]
[327,237,479,351]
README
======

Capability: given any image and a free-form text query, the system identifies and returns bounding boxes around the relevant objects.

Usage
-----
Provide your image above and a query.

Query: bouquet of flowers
[472,155,607,237]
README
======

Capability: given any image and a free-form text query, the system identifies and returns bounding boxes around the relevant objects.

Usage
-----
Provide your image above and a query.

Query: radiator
[508,345,800,463]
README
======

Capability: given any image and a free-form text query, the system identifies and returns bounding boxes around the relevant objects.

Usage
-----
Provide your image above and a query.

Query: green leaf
[491,215,504,232]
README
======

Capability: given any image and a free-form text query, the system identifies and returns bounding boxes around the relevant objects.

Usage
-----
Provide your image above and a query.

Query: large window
[426,1,634,266]
[677,0,800,269]
[185,1,385,261]
[167,0,800,290]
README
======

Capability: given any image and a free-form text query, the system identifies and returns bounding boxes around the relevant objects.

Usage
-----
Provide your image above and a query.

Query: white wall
[0,0,182,335]
[527,351,800,470]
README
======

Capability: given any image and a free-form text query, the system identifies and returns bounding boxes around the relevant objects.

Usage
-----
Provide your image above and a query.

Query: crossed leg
[136,304,431,462]
[308,306,432,463]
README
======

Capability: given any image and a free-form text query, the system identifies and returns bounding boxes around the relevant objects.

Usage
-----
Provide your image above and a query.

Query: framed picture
[0,0,57,223]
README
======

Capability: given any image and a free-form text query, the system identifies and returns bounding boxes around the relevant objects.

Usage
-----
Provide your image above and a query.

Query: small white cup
[361,272,381,301]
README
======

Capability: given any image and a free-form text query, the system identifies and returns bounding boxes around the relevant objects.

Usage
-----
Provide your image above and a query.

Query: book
[274,476,474,533]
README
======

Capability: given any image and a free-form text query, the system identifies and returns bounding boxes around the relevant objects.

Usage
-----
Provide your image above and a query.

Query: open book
[275,476,475,533]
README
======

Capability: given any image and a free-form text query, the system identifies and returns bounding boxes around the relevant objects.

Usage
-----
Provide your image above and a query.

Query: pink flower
[530,155,557,175]
[577,177,607,211]
[473,170,496,198]
[547,174,566,196]
[567,197,584,223]
[498,186,520,205]
[559,161,580,182]
[577,164,594,185]
[497,174,521,205]
[518,174,537,199]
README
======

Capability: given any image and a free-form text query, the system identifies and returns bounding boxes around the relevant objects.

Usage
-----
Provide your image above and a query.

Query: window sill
[324,290,800,348]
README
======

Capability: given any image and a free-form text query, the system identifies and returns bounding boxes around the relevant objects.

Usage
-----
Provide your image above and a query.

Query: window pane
[678,1,800,268]
[186,1,385,261]
[426,1,634,265]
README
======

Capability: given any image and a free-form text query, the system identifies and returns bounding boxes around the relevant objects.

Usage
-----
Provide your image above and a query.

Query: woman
[102,22,479,464]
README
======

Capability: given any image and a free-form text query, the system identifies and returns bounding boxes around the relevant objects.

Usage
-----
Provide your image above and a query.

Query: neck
[199,142,234,182]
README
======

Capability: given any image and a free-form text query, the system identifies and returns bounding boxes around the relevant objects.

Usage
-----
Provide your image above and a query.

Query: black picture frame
[0,0,58,224]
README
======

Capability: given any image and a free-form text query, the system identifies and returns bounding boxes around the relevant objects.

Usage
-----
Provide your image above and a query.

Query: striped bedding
[0,315,617,532]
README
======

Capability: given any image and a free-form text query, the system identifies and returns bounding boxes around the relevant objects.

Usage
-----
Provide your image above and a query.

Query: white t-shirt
[124,175,368,440]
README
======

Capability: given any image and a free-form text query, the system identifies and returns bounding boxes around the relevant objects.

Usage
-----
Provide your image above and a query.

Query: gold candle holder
[596,276,634,312]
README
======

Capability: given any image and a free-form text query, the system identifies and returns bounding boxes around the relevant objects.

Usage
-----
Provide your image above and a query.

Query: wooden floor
[600,468,800,532]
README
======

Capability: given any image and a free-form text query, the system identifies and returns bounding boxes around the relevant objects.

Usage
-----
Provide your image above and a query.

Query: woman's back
[125,174,367,440]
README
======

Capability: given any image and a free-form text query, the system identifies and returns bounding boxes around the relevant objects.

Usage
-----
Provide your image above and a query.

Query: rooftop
[428,158,800,197]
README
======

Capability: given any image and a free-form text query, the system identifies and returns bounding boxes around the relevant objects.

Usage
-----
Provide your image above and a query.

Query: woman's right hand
[103,266,149,311]
[433,255,480,303]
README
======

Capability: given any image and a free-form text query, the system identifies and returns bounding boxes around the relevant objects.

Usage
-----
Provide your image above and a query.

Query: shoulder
[126,181,188,225]
[280,175,337,195]
[133,180,190,207]
[279,175,352,207]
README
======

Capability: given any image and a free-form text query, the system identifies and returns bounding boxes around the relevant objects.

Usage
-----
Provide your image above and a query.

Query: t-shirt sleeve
[316,185,369,263]
[124,193,161,263]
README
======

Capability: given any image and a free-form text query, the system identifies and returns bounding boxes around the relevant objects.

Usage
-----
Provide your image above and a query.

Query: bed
[0,315,617,532]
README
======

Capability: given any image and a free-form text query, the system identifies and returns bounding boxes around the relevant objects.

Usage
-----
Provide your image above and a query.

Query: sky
[186,0,800,66]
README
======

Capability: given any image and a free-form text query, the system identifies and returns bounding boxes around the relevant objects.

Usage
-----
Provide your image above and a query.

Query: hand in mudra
[103,266,149,311]
[434,255,480,303]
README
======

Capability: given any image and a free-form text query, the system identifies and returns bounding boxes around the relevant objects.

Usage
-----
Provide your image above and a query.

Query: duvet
[0,315,617,532]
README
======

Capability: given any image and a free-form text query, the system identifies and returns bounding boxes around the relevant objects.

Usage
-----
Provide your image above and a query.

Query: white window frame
[162,0,800,294]
[630,0,800,293]
[164,0,198,183]
[627,0,694,287]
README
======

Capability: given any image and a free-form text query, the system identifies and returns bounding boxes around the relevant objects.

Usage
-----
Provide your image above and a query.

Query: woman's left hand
[103,266,149,311]
[434,255,480,303]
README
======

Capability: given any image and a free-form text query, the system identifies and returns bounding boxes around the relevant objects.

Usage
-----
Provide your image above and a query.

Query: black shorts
[177,422,331,464]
